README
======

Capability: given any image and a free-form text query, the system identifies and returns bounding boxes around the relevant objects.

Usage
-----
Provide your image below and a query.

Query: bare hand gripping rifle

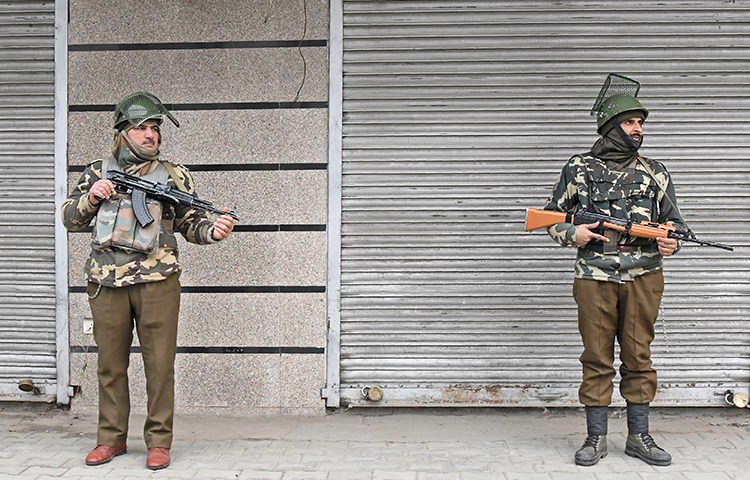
[105,170,240,227]
[524,208,734,251]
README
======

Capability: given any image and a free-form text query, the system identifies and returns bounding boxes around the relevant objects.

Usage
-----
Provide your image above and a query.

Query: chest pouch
[91,158,170,255]
[91,194,163,255]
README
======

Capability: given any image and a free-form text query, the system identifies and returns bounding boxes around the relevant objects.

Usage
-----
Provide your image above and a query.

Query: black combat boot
[574,406,608,466]
[624,402,672,466]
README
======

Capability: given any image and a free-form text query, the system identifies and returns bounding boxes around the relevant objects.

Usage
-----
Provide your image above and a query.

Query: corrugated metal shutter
[335,0,750,407]
[0,1,58,400]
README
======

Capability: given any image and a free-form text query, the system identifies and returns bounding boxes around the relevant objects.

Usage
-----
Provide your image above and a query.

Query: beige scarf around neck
[111,129,161,176]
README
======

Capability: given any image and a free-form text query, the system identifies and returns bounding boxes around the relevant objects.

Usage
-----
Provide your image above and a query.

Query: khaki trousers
[573,271,664,406]
[87,274,180,448]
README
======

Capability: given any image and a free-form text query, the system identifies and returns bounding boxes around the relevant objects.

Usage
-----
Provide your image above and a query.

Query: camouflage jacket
[61,158,218,287]
[543,153,683,283]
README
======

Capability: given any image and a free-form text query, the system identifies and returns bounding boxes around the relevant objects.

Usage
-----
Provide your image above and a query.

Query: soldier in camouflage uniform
[61,92,235,471]
[542,78,681,467]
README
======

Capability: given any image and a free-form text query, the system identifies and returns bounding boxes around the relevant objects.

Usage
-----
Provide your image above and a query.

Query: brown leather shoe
[85,444,127,466]
[146,447,170,470]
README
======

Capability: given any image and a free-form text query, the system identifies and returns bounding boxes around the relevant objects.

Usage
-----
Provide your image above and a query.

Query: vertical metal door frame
[54,0,71,405]
[323,0,344,407]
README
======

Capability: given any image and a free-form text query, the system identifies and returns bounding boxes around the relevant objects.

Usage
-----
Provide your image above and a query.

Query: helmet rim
[113,91,179,130]
[595,94,648,134]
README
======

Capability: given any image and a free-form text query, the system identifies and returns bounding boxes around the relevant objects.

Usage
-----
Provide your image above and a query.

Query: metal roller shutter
[0,1,58,401]
[330,0,750,407]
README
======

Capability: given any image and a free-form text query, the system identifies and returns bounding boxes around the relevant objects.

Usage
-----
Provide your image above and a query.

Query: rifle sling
[636,156,692,235]
[161,161,189,193]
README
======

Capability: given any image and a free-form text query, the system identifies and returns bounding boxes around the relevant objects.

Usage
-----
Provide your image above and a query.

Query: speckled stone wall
[66,0,330,416]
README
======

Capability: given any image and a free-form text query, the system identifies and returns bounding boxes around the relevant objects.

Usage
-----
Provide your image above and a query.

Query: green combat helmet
[591,74,648,134]
[113,91,180,131]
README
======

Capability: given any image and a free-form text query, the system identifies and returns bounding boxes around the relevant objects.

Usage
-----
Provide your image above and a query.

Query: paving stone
[0,406,747,479]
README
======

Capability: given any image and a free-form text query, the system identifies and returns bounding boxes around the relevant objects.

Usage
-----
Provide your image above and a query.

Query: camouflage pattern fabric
[61,158,218,287]
[543,154,684,283]
[91,195,163,254]
[89,156,168,255]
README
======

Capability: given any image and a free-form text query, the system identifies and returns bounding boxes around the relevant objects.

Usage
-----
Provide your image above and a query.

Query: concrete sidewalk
[0,403,748,479]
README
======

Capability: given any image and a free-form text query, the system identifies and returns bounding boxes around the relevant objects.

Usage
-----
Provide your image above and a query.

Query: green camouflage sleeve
[60,163,102,232]
[168,163,220,245]
[542,160,583,247]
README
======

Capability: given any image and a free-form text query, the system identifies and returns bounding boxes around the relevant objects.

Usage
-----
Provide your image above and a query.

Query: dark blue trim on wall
[68,163,327,173]
[181,286,326,293]
[69,101,328,112]
[66,224,325,233]
[236,224,326,232]
[189,163,328,171]
[233,224,327,232]
[71,346,325,354]
[69,285,325,294]
[69,39,327,51]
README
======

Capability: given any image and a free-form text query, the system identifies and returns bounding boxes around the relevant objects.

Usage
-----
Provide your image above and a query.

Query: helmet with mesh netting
[591,74,648,134]
[113,91,179,130]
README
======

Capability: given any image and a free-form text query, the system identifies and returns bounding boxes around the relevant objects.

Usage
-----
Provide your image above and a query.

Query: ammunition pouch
[91,157,170,255]
[92,195,163,254]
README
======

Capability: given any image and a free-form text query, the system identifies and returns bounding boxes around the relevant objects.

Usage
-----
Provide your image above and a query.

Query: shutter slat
[0,0,57,401]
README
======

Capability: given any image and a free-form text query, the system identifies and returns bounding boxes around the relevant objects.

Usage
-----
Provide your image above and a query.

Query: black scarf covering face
[590,124,643,166]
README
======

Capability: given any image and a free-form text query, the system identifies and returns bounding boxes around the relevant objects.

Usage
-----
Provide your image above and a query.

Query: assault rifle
[524,208,734,251]
[105,170,240,227]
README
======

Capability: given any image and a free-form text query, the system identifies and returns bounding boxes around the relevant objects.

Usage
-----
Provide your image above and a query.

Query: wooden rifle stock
[524,208,570,232]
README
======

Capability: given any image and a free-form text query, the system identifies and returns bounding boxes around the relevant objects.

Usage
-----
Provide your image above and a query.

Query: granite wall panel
[68,109,328,166]
[69,0,328,44]
[66,0,330,416]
